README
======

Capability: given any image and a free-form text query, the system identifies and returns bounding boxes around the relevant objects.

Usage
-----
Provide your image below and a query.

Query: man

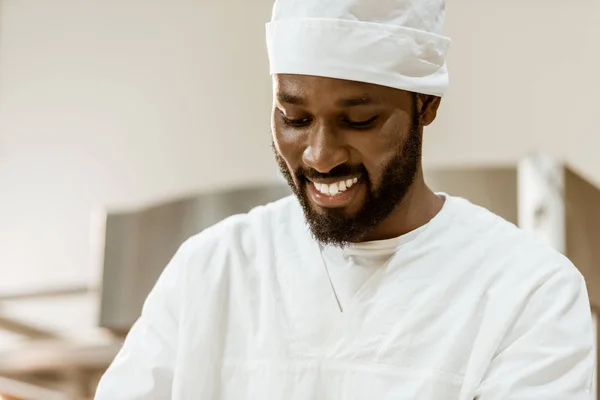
[95,0,595,398]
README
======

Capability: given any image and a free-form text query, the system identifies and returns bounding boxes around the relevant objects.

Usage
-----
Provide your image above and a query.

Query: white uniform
[95,195,595,399]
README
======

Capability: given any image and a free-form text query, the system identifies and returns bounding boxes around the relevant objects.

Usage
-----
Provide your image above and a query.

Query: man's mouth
[305,175,364,209]
[311,177,359,196]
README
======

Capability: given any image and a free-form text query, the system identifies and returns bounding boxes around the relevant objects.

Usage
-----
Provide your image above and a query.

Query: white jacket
[95,195,595,399]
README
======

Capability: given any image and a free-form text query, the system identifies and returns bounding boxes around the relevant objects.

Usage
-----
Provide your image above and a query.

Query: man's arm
[477,266,596,399]
[94,242,189,400]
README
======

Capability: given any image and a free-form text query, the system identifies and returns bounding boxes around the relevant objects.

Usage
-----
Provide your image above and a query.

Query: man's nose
[302,122,349,174]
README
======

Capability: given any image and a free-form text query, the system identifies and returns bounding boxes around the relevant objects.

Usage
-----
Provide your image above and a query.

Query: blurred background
[0,0,599,398]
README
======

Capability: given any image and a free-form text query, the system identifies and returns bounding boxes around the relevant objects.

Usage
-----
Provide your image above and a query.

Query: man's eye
[282,116,312,127]
[344,116,379,129]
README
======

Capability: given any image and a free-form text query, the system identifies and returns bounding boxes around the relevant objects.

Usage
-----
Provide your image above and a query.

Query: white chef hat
[266,0,451,97]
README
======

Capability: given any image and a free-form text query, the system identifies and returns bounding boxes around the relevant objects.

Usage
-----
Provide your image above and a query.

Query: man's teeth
[314,177,359,196]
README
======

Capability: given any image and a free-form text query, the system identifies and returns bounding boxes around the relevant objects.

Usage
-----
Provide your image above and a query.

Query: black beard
[273,119,422,247]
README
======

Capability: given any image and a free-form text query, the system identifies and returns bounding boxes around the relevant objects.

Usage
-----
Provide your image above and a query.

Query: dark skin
[272,74,445,242]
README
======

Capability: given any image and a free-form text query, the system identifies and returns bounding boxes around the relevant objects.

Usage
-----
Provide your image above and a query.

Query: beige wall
[0,0,279,350]
[426,0,600,181]
[0,0,277,293]
[0,0,599,340]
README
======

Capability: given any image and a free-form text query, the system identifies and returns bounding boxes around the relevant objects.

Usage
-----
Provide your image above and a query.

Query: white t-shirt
[321,222,429,312]
[95,194,595,400]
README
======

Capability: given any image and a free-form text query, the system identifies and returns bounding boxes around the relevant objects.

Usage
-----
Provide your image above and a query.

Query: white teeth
[314,177,360,196]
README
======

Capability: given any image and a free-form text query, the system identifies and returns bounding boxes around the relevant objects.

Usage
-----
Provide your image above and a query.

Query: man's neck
[358,180,443,243]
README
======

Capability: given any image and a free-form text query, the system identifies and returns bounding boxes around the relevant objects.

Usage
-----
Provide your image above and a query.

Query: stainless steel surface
[0,285,95,302]
[0,314,61,340]
[565,168,600,308]
[0,336,122,375]
[425,166,519,224]
[0,376,69,400]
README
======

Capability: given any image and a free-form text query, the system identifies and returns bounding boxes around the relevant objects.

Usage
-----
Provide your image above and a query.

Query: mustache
[296,163,367,181]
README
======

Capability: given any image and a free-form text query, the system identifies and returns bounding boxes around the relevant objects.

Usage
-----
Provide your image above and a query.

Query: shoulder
[165,195,308,311]
[176,195,304,266]
[441,196,590,354]
[444,195,583,288]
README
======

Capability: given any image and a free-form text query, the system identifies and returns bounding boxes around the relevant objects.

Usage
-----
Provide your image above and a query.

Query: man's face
[272,74,427,246]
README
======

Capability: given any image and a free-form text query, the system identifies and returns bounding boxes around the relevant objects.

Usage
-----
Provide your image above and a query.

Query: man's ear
[416,94,442,126]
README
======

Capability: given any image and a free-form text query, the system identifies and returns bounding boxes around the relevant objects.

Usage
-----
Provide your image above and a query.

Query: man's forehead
[273,74,401,106]
[274,74,376,92]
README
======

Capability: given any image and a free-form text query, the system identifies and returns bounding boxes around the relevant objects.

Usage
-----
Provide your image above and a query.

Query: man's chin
[302,208,363,246]
[292,187,370,245]
[306,224,364,247]
[305,196,362,219]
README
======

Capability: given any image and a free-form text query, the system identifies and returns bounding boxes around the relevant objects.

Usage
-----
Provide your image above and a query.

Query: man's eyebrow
[336,95,378,107]
[276,92,380,107]
[277,92,305,105]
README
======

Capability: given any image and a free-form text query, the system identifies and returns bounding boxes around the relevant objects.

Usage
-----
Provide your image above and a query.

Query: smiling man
[95,0,595,399]
[272,76,438,246]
